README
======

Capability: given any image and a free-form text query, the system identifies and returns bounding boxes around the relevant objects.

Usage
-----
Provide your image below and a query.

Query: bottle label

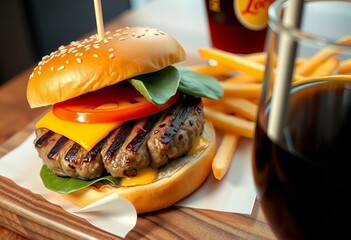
[234,0,274,31]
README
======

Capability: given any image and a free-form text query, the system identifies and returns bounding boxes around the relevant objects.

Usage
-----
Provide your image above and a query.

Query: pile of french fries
[190,36,351,180]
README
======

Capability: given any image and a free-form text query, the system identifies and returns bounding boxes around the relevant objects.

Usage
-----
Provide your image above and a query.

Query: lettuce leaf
[40,165,119,194]
[176,66,223,100]
[130,66,223,105]
[130,66,180,104]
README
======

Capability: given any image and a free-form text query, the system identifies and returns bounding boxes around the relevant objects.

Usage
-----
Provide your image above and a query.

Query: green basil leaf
[40,165,120,194]
[176,66,223,99]
[130,66,180,105]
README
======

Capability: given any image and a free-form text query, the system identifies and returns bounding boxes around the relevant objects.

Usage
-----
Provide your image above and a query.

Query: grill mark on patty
[35,130,54,148]
[33,94,205,179]
[126,112,162,152]
[83,132,113,163]
[160,95,200,144]
[65,143,80,165]
[104,121,135,161]
[48,136,68,159]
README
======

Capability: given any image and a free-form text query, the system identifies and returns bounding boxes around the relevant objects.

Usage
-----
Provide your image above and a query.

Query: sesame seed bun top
[26,26,186,108]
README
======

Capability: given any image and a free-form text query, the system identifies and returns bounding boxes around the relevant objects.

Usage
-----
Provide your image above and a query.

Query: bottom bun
[61,121,217,213]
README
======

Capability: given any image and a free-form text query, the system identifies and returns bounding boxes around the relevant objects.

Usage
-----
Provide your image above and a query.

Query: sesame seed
[76,58,82,63]
[103,39,109,44]
[108,48,114,52]
[93,44,100,49]
[29,73,33,79]
[109,53,115,59]
[93,54,99,58]
[68,47,76,53]
[37,71,41,75]
[57,65,65,71]
[66,60,70,64]
[50,66,54,71]
[119,37,126,41]
[106,31,111,35]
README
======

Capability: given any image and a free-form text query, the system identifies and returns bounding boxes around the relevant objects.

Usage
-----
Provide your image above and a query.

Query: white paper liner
[0,133,256,237]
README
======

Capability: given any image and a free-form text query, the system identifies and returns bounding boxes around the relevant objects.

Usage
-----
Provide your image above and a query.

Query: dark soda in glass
[253,80,351,239]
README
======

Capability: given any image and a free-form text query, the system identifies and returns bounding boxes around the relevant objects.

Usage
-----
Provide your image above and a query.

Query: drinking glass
[252,0,351,239]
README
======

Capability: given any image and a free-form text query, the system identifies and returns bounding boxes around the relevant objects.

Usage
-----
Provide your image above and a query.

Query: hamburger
[26,26,222,213]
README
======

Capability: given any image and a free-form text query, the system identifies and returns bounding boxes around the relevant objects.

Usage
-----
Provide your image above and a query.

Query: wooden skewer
[93,0,105,40]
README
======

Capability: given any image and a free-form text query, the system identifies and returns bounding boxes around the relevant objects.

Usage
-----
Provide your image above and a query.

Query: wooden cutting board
[0,123,121,240]
[0,122,276,240]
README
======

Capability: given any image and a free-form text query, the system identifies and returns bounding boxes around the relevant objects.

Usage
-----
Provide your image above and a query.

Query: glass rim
[268,0,351,48]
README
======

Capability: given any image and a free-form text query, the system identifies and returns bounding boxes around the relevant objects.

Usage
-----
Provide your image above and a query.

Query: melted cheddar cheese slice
[36,111,124,151]
[120,167,157,186]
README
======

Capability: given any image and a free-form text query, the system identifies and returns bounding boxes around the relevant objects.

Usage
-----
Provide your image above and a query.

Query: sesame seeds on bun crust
[26,26,186,108]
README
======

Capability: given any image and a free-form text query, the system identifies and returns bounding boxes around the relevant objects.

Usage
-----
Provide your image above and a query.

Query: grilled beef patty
[34,94,205,179]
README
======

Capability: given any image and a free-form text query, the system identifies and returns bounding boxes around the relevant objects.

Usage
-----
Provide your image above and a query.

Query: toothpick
[93,0,105,40]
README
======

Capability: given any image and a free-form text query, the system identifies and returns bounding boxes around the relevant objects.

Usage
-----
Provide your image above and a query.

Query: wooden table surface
[0,0,276,239]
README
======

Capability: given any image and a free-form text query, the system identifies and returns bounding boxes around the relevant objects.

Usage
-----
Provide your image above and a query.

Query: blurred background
[0,0,150,86]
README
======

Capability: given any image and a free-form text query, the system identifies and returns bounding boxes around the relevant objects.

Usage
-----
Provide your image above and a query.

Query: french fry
[194,41,351,180]
[204,102,234,115]
[338,59,351,74]
[198,48,265,79]
[295,58,308,67]
[203,97,258,119]
[297,52,340,77]
[212,133,240,180]
[309,56,340,77]
[244,52,267,64]
[188,64,233,76]
[220,98,258,121]
[296,36,351,77]
[250,98,260,105]
[220,82,261,98]
[224,74,261,83]
[204,107,255,138]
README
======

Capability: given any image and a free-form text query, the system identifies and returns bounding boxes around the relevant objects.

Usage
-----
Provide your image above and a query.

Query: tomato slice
[53,83,180,123]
